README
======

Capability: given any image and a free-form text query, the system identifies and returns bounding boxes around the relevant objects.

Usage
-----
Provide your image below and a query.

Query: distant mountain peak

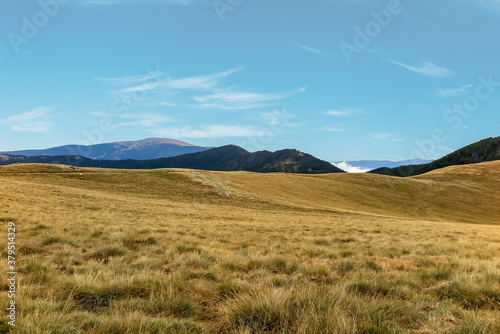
[113,138,197,147]
[0,138,210,160]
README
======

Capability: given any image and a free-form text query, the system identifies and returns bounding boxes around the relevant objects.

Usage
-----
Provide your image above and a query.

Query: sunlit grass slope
[0,162,499,333]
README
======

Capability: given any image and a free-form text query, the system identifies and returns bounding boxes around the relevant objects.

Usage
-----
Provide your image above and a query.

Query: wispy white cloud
[95,72,162,84]
[89,109,172,128]
[149,124,260,138]
[296,44,326,56]
[261,109,298,127]
[438,146,453,153]
[434,84,472,97]
[78,0,122,4]
[318,125,347,132]
[323,0,377,9]
[369,133,393,140]
[89,110,108,117]
[97,66,304,113]
[390,61,452,77]
[1,107,53,133]
[78,0,201,5]
[368,133,404,142]
[111,113,173,129]
[192,87,306,110]
[324,108,362,117]
[119,66,243,93]
[160,102,177,107]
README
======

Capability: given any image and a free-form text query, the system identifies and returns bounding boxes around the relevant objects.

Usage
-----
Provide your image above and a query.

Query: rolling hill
[1,161,499,333]
[1,160,498,224]
[370,136,500,177]
[0,145,344,174]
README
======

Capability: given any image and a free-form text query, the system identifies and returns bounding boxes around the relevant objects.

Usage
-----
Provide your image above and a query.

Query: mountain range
[0,138,209,160]
[1,136,499,176]
[0,145,344,174]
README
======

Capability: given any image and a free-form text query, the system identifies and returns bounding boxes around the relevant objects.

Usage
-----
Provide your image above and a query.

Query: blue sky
[1,0,499,161]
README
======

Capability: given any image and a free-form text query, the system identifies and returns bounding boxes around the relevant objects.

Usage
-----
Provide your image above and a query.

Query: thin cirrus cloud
[192,87,306,110]
[296,44,326,56]
[323,0,375,9]
[318,125,347,132]
[160,102,177,107]
[260,109,299,127]
[438,146,453,153]
[94,72,162,84]
[97,66,244,94]
[96,66,303,111]
[88,109,173,129]
[109,113,173,129]
[370,133,394,140]
[324,127,347,132]
[127,67,240,93]
[321,109,362,132]
[369,132,404,142]
[78,0,201,5]
[149,124,260,138]
[1,107,53,133]
[389,61,453,77]
[434,84,472,97]
[151,66,243,91]
[324,108,362,117]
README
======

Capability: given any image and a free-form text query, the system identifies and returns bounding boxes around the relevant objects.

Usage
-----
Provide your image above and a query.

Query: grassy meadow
[0,162,499,333]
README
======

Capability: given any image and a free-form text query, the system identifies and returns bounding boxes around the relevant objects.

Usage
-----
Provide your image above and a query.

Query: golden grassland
[0,161,499,333]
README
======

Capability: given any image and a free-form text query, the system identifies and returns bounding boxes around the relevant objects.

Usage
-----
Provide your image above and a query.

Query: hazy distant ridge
[0,138,210,160]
